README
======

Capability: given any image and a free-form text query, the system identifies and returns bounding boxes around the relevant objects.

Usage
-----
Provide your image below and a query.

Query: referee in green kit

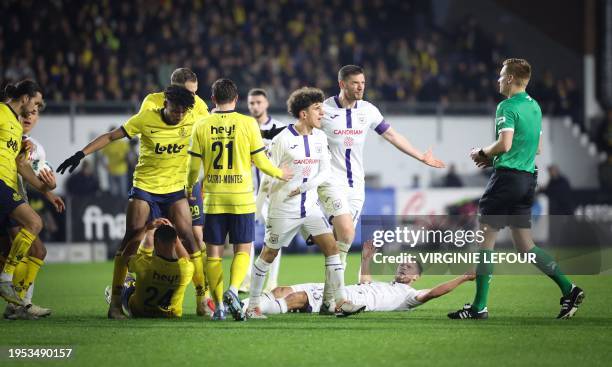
[448,58,584,320]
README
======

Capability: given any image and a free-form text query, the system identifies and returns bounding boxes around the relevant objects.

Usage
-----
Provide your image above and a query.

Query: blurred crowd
[2,0,580,117]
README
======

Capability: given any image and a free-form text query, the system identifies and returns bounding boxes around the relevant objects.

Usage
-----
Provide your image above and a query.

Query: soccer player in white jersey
[318,65,446,277]
[246,87,365,319]
[246,241,475,315]
[241,88,286,294]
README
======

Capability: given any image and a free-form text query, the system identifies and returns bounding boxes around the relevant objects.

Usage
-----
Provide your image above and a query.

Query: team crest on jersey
[315,143,322,154]
[302,166,312,177]
[12,192,22,202]
[344,136,354,147]
[178,127,188,137]
[333,199,343,210]
[269,233,279,244]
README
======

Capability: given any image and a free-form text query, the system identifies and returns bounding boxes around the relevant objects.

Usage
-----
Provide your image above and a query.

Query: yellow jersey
[188,111,282,214]
[101,139,130,176]
[122,109,196,194]
[127,253,194,318]
[139,92,209,120]
[0,103,23,191]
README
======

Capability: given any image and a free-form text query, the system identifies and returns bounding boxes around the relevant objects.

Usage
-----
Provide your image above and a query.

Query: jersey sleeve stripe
[188,151,203,158]
[251,146,266,155]
[498,127,515,134]
[120,126,132,139]
[374,120,391,135]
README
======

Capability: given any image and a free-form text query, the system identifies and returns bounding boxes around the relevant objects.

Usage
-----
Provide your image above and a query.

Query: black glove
[261,124,287,140]
[56,151,85,174]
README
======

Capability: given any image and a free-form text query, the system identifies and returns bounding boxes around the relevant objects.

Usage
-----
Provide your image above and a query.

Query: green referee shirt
[493,91,542,173]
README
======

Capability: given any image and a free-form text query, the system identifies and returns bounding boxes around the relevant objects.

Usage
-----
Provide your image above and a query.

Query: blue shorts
[204,213,255,244]
[0,179,25,228]
[188,181,204,226]
[129,187,186,221]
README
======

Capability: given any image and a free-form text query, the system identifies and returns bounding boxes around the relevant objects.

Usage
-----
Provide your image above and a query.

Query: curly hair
[287,87,325,118]
[163,85,195,110]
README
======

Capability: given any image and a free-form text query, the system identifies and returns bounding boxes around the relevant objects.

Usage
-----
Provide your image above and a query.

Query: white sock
[337,241,350,268]
[0,272,12,282]
[229,285,239,295]
[325,254,347,303]
[248,257,271,308]
[267,249,281,289]
[258,292,287,314]
[24,283,34,304]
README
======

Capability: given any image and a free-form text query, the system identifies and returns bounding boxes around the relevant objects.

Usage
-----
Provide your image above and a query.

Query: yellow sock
[12,259,29,295]
[190,250,206,304]
[110,253,127,307]
[137,244,153,257]
[2,228,36,275]
[206,257,223,304]
[201,244,210,298]
[19,256,43,298]
[230,251,250,290]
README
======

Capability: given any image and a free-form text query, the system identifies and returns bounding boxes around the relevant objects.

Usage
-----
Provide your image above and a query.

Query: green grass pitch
[2,254,611,366]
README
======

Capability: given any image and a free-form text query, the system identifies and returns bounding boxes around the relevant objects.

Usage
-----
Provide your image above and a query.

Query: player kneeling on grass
[245,241,474,315]
[246,87,365,319]
[105,218,194,318]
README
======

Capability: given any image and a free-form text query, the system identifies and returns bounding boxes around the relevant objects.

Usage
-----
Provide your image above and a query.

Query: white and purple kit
[318,96,390,225]
[263,125,332,249]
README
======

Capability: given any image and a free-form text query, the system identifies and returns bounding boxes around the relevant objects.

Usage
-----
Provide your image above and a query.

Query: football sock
[230,251,250,291]
[248,256,271,308]
[267,249,281,289]
[19,256,43,299]
[206,257,224,305]
[201,244,210,298]
[337,241,350,267]
[24,283,34,305]
[530,246,573,296]
[136,244,153,256]
[1,228,36,280]
[242,245,255,290]
[472,249,494,312]
[325,254,347,303]
[12,259,29,295]
[110,253,127,307]
[190,250,206,304]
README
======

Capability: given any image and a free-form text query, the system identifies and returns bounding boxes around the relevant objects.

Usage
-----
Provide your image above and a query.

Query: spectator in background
[101,126,130,198]
[442,163,463,187]
[65,160,100,197]
[541,165,574,215]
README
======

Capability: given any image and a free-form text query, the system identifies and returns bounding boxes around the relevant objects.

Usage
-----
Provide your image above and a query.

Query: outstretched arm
[415,273,475,303]
[381,127,445,168]
[359,240,377,284]
[57,127,126,174]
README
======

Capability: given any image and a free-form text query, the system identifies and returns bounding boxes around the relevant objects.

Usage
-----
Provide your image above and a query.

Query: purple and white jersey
[267,124,330,219]
[321,96,390,189]
[254,117,286,193]
[346,281,425,312]
[18,135,47,199]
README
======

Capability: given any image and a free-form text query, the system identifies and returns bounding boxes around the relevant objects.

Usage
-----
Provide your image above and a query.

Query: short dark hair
[170,68,197,85]
[4,79,43,100]
[503,58,531,81]
[338,65,364,82]
[287,87,325,118]
[248,88,268,99]
[154,225,178,248]
[163,85,195,110]
[212,78,238,104]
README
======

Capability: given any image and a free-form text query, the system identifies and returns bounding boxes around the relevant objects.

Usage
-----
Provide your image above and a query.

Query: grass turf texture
[1,254,611,366]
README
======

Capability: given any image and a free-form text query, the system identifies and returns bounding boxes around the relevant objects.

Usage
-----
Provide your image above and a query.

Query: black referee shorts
[478,168,537,229]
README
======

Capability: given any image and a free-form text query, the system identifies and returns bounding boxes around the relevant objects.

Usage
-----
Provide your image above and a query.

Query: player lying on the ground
[104,218,194,318]
[244,241,475,315]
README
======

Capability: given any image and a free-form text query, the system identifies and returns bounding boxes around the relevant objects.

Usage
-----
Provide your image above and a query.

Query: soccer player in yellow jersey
[110,218,194,318]
[187,78,292,321]
[0,80,46,306]
[57,86,200,319]
[137,68,213,317]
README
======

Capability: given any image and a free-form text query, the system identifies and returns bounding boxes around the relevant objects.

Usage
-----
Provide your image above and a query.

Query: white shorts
[265,209,332,250]
[290,283,324,313]
[317,184,364,227]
